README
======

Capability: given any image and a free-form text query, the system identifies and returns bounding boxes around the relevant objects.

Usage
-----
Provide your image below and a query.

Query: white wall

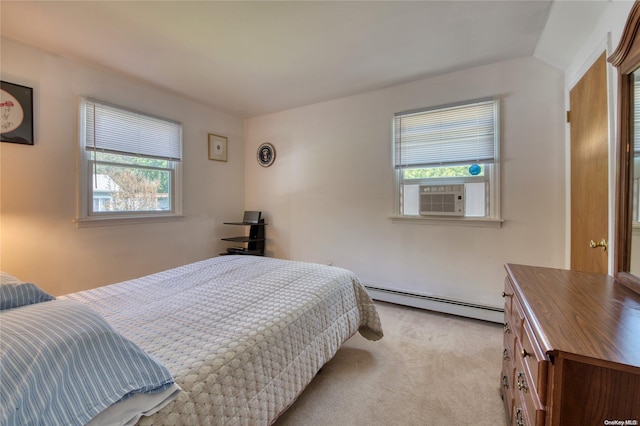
[5,2,629,308]
[245,56,565,310]
[0,38,245,295]
[565,1,634,87]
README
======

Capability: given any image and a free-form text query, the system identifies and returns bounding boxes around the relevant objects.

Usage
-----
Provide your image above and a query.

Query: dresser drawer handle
[515,407,526,426]
[503,348,510,360]
[502,374,509,389]
[521,348,530,358]
[503,322,511,333]
[502,291,513,298]
[516,371,529,392]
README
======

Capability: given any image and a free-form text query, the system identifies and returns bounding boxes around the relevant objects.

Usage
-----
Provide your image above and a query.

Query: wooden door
[570,52,609,274]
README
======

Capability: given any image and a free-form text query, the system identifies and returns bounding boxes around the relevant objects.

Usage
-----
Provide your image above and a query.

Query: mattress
[62,255,383,425]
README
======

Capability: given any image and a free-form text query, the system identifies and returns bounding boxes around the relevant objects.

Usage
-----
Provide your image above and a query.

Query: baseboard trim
[365,286,504,324]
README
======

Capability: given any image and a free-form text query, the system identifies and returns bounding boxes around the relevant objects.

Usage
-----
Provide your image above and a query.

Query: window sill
[74,214,184,228]
[389,215,503,228]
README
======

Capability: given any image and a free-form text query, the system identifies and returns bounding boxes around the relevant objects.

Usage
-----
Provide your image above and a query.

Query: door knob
[589,239,608,251]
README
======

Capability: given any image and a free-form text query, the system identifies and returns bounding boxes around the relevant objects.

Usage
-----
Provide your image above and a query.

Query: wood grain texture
[557,358,640,425]
[609,0,640,294]
[569,52,609,274]
[503,264,640,425]
[506,263,640,368]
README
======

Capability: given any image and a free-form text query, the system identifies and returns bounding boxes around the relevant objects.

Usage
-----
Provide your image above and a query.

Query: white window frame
[392,97,502,226]
[75,97,183,226]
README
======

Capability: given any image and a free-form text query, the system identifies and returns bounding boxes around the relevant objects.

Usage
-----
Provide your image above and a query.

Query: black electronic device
[227,247,246,254]
[242,211,261,224]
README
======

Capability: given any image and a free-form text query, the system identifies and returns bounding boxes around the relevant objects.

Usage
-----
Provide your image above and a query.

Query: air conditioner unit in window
[419,184,465,216]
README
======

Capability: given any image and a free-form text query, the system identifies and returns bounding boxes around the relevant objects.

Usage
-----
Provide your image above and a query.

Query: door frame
[565,35,616,274]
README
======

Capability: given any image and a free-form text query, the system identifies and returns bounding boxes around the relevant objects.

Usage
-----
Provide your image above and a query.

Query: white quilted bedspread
[63,256,383,425]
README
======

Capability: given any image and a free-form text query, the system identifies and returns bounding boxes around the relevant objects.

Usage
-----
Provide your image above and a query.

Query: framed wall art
[208,133,228,162]
[257,142,276,167]
[1,81,34,145]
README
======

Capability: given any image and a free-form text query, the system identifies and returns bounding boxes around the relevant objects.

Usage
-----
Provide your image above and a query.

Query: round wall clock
[257,142,276,167]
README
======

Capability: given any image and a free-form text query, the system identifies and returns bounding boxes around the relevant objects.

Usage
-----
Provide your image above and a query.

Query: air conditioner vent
[419,184,464,216]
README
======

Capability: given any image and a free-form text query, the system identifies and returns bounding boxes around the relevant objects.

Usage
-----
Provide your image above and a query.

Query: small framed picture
[257,142,276,167]
[208,133,227,162]
[1,81,34,145]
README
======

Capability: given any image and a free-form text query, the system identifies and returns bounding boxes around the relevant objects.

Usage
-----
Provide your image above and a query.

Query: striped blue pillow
[0,281,55,310]
[1,299,175,425]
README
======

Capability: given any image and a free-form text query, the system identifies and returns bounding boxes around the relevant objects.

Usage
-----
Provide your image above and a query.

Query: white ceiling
[0,1,610,118]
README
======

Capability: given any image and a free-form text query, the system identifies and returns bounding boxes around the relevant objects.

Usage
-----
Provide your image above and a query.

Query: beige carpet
[275,301,507,426]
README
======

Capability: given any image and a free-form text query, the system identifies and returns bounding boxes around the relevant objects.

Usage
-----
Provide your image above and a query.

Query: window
[77,97,182,222]
[393,98,500,220]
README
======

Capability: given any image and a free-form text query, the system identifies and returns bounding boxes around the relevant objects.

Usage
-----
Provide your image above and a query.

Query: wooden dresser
[500,264,640,426]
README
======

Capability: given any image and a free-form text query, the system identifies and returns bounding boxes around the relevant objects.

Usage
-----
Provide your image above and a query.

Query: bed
[0,255,383,425]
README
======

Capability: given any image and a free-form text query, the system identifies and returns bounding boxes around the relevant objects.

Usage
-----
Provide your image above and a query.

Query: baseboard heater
[365,286,504,324]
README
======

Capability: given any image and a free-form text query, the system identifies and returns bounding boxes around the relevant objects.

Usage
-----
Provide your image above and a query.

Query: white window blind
[394,99,496,169]
[84,97,182,161]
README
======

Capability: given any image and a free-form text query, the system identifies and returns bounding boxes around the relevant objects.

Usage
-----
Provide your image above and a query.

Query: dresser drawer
[513,401,543,426]
[503,331,514,366]
[505,273,546,425]
[514,350,545,426]
[512,295,528,341]
[503,302,520,344]
[520,317,548,402]
[500,364,514,423]
[501,331,514,387]
[513,390,530,426]
[503,277,515,315]
[502,278,516,423]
